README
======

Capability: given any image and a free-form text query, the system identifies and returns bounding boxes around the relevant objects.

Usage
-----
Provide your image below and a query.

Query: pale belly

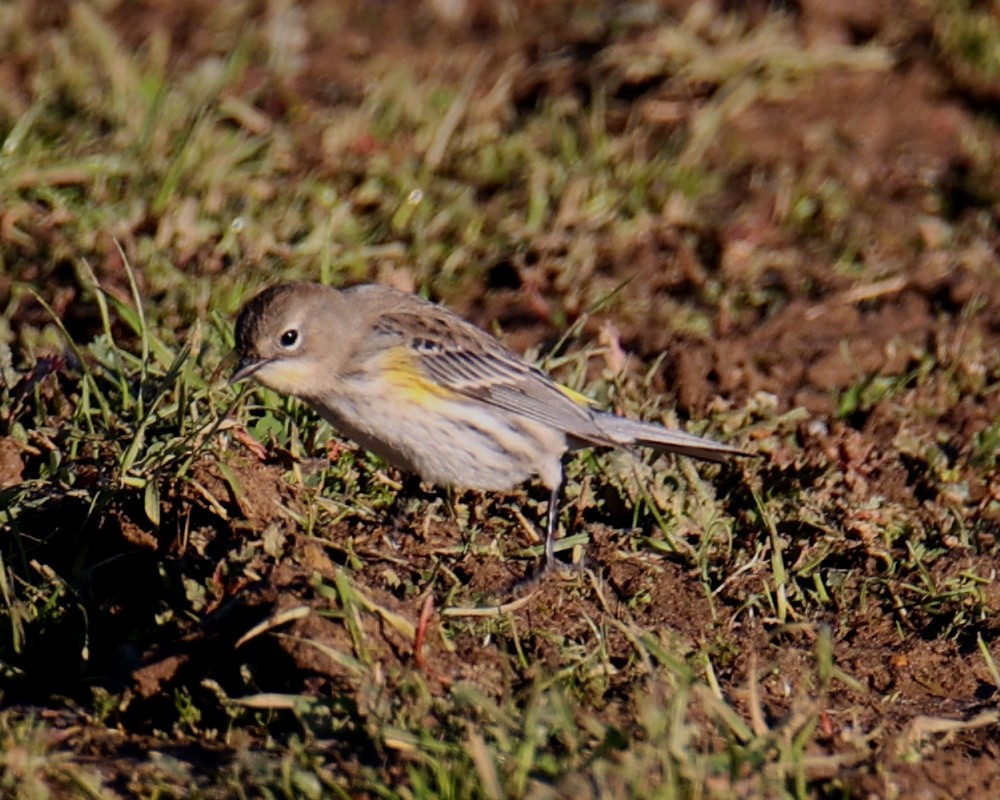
[308,391,566,492]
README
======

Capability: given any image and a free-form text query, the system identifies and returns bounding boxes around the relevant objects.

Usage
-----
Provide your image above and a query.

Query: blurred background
[1,1,999,797]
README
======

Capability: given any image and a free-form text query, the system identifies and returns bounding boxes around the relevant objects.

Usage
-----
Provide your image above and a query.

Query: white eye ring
[279,329,300,349]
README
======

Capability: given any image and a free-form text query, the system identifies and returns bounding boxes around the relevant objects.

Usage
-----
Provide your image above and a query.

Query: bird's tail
[591,411,748,463]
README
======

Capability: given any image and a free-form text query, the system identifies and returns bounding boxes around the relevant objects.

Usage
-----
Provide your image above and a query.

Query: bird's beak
[229,355,265,385]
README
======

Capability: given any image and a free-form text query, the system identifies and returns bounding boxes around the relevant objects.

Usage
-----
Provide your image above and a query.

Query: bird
[230,282,748,567]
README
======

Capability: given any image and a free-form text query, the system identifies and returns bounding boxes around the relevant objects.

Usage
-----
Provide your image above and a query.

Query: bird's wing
[367,299,749,464]
[371,306,615,446]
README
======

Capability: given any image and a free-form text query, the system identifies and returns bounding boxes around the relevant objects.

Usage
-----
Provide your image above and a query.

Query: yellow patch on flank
[555,383,596,407]
[380,349,456,407]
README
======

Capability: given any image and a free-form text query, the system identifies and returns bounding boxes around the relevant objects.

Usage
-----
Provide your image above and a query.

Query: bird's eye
[279,329,299,348]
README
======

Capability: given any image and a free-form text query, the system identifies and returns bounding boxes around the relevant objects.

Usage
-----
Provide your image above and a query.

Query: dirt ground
[3,0,1000,797]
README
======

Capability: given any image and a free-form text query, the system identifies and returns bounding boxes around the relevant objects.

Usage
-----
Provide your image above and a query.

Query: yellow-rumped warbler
[231,282,748,566]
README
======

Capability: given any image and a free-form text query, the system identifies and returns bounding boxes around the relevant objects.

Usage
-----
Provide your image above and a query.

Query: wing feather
[364,298,746,464]
[373,308,614,446]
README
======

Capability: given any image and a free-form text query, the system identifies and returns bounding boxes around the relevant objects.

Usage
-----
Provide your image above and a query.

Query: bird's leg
[544,480,561,568]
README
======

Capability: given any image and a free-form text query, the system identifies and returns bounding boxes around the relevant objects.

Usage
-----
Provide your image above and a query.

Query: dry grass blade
[441,589,541,617]
[235,605,311,648]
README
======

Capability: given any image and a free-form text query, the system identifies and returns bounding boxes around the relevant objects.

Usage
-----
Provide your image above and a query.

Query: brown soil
[5,0,1000,797]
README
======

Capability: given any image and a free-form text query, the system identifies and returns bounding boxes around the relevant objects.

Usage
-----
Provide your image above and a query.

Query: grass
[2,0,1000,798]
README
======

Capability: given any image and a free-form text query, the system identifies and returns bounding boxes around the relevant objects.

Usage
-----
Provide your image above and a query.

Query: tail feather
[591,411,749,464]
